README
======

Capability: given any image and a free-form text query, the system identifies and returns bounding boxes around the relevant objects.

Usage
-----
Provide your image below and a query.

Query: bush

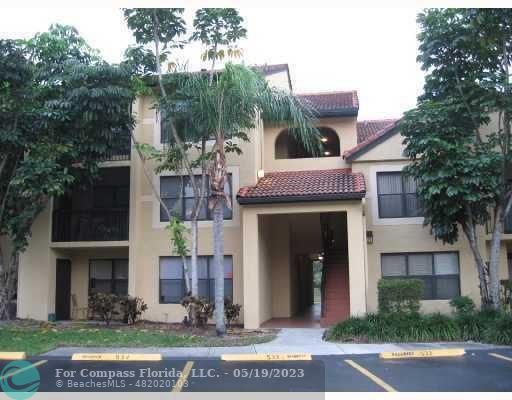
[450,296,476,316]
[378,278,423,314]
[483,313,512,345]
[326,316,370,342]
[88,293,119,325]
[224,298,242,328]
[181,294,214,327]
[120,296,148,325]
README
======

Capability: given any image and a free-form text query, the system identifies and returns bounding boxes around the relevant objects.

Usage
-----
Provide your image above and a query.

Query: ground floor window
[159,256,233,303]
[381,252,460,300]
[89,259,128,296]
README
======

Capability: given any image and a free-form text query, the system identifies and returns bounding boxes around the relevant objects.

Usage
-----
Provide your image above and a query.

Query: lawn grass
[0,323,277,356]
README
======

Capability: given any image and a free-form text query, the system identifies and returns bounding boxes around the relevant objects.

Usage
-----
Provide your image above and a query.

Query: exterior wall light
[257,169,265,179]
[366,230,374,245]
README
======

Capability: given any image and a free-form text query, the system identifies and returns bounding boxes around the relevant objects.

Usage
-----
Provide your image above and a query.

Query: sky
[0,7,425,120]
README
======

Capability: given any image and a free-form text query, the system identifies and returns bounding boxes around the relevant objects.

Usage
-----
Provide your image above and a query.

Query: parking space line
[489,353,512,363]
[0,360,47,381]
[345,359,397,392]
[171,361,194,392]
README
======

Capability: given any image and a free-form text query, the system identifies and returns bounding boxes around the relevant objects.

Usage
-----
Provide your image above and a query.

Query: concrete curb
[40,342,511,359]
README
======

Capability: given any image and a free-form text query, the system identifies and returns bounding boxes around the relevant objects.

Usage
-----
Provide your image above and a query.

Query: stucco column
[242,210,260,329]
[347,205,367,316]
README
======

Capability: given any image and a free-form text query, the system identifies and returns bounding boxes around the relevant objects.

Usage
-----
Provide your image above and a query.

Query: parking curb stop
[380,348,465,359]
[221,353,312,361]
[0,352,26,360]
[71,353,162,361]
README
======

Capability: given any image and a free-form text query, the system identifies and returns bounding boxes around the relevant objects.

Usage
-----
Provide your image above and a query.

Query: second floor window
[377,171,422,218]
[160,174,233,222]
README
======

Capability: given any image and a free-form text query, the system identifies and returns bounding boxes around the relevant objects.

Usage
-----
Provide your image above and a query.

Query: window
[381,252,460,300]
[89,259,128,295]
[275,127,340,159]
[159,256,233,303]
[377,172,422,218]
[160,175,232,222]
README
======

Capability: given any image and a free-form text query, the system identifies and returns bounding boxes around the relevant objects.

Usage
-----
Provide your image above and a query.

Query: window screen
[159,256,233,303]
[160,175,233,222]
[89,259,128,296]
[381,252,459,300]
[377,172,422,218]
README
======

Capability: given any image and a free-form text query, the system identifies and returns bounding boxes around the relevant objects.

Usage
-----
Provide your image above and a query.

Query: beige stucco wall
[16,90,512,327]
[353,131,407,162]
[351,131,510,314]
[242,201,366,329]
[17,204,55,320]
[263,117,358,173]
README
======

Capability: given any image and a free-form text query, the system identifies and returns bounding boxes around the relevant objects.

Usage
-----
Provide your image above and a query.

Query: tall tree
[191,8,321,335]
[0,25,134,318]
[123,8,208,298]
[401,9,512,309]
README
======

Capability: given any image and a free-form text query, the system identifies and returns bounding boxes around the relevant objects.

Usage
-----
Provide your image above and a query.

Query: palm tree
[184,63,321,334]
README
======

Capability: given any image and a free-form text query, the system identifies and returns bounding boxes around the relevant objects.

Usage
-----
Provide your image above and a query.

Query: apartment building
[16,64,512,328]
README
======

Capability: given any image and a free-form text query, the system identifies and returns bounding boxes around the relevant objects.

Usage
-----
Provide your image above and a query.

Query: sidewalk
[42,328,510,358]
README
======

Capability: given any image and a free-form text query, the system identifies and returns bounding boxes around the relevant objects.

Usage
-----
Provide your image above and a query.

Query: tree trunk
[190,220,199,296]
[461,220,491,308]
[0,248,18,320]
[212,202,225,335]
[488,204,504,310]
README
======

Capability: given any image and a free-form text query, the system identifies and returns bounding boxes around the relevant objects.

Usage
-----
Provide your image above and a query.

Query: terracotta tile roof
[296,91,359,117]
[237,168,366,204]
[357,118,400,144]
[344,119,400,160]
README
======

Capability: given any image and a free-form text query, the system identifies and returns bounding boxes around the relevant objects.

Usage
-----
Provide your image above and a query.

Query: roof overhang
[237,191,366,205]
[313,107,359,118]
[344,124,400,161]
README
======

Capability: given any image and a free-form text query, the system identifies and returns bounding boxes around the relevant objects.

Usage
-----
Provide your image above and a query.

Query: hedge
[378,278,423,314]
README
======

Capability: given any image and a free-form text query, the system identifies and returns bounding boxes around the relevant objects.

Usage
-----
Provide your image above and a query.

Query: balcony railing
[97,133,131,162]
[486,211,512,235]
[52,209,129,242]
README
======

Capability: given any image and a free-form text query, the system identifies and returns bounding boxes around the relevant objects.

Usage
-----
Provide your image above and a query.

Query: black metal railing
[98,133,131,162]
[486,211,512,235]
[52,209,129,242]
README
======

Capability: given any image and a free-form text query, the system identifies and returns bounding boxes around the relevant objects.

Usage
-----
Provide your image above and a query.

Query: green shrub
[454,313,482,341]
[450,296,476,316]
[483,313,512,345]
[378,278,423,314]
[423,313,459,341]
[327,309,512,345]
[325,316,370,342]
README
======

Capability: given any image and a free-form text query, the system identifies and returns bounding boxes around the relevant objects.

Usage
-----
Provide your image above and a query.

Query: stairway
[320,251,350,327]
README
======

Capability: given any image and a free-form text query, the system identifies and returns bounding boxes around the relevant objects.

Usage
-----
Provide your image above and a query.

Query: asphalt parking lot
[0,348,511,392]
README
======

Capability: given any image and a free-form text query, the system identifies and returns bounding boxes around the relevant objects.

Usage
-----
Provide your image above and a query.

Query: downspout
[361,198,368,314]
